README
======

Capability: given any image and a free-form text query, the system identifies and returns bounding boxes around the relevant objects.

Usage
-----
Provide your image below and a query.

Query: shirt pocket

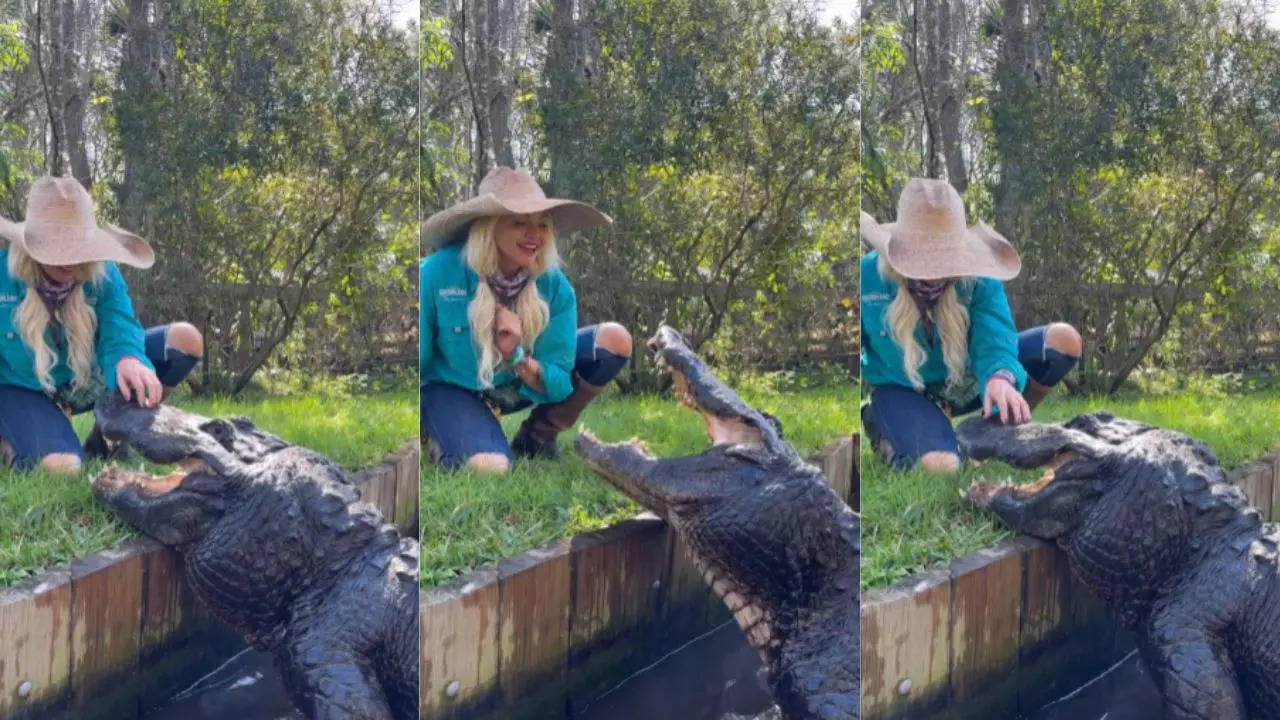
[861,295,891,338]
[435,301,471,342]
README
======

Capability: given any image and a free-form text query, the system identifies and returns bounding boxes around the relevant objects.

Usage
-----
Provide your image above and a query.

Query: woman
[0,176,204,474]
[861,177,1082,473]
[421,167,632,474]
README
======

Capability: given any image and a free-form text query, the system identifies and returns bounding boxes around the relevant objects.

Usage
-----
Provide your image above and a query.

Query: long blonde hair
[8,244,106,392]
[464,215,557,387]
[878,254,972,391]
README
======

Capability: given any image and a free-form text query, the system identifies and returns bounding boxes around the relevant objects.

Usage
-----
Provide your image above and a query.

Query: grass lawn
[861,387,1280,591]
[421,380,857,588]
[0,389,415,589]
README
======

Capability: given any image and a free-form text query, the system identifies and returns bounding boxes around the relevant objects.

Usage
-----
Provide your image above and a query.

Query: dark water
[143,647,302,720]
[578,622,775,720]
[1027,651,1165,720]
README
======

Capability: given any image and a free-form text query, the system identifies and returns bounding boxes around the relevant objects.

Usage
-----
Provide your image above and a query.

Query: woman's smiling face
[40,263,79,284]
[494,212,553,274]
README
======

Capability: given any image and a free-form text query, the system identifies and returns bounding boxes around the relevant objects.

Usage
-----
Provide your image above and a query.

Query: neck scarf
[35,274,79,320]
[907,278,951,343]
[486,269,531,308]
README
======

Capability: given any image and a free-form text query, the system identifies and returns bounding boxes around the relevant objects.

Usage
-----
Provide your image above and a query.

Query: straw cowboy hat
[860,177,1020,280]
[423,167,611,249]
[0,176,154,269]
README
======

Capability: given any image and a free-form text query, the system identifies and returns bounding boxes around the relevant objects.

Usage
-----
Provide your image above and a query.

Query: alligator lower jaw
[691,551,778,659]
[964,451,1078,506]
[94,457,210,497]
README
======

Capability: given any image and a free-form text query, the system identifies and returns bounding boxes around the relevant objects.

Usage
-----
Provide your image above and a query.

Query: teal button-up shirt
[861,250,1026,393]
[420,242,576,404]
[0,248,153,392]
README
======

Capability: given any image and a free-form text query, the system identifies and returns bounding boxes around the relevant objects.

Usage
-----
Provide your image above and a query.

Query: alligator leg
[280,633,395,720]
[1142,613,1246,720]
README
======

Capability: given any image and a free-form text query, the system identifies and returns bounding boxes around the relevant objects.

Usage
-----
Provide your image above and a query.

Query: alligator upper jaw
[648,325,768,449]
[95,393,221,465]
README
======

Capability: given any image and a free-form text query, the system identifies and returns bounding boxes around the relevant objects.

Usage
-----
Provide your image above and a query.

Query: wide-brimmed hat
[0,176,154,269]
[860,178,1020,280]
[423,167,611,249]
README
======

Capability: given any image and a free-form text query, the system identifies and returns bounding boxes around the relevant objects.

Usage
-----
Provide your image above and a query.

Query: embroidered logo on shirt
[0,293,19,303]
[863,292,892,303]
[438,287,467,302]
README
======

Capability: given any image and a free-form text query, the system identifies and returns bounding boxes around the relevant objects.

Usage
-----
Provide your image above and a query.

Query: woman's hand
[512,355,545,394]
[116,356,163,408]
[494,306,523,358]
[983,374,1031,425]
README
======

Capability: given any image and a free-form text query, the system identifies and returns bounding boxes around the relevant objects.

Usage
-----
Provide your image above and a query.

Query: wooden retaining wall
[421,435,857,720]
[0,441,419,720]
[860,444,1280,720]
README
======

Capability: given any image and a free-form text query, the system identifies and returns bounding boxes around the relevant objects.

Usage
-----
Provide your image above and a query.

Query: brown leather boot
[1022,378,1054,411]
[510,373,606,460]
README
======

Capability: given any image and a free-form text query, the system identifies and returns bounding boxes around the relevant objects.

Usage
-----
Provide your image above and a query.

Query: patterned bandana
[35,274,79,319]
[486,269,531,307]
[907,278,952,343]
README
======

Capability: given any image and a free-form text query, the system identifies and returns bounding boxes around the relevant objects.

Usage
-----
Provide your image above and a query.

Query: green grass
[0,389,416,589]
[861,387,1280,591]
[421,381,857,588]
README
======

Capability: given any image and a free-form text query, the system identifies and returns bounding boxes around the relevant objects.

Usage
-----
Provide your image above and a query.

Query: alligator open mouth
[94,457,213,497]
[962,450,1079,506]
[575,325,789,657]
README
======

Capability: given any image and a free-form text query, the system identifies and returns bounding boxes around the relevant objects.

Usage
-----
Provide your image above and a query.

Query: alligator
[957,412,1280,720]
[575,325,859,720]
[89,393,419,720]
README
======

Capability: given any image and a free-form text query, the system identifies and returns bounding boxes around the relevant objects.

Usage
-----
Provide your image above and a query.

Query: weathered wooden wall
[0,441,419,720]
[421,437,856,720]
[860,444,1280,720]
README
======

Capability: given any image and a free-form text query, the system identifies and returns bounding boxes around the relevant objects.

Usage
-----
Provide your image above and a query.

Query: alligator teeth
[734,603,766,630]
[712,578,736,598]
[722,591,747,612]
[745,621,773,649]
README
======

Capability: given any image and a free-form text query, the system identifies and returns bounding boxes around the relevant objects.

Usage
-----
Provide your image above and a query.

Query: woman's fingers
[117,366,134,401]
[142,371,163,407]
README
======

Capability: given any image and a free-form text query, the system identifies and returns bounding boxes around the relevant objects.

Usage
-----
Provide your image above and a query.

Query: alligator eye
[198,418,238,450]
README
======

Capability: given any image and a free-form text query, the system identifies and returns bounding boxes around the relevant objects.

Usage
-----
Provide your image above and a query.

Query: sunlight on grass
[2,390,416,589]
[862,388,1280,591]
[421,382,857,588]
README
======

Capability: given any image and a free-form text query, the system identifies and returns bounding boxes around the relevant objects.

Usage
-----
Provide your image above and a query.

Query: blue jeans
[0,324,199,469]
[421,324,629,469]
[862,324,1080,469]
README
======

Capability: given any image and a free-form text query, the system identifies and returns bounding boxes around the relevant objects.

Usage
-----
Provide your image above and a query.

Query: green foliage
[0,17,29,209]
[428,0,858,383]
[863,0,1280,391]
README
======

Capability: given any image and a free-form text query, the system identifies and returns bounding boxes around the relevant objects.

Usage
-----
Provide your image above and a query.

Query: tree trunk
[60,0,90,187]
[118,0,155,229]
[464,0,490,189]
[936,0,966,192]
[546,0,583,192]
[993,0,1033,235]
[484,0,514,168]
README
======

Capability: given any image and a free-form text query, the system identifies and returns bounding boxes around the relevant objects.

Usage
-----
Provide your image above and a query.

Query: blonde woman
[0,177,204,474]
[861,178,1082,473]
[420,167,632,473]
